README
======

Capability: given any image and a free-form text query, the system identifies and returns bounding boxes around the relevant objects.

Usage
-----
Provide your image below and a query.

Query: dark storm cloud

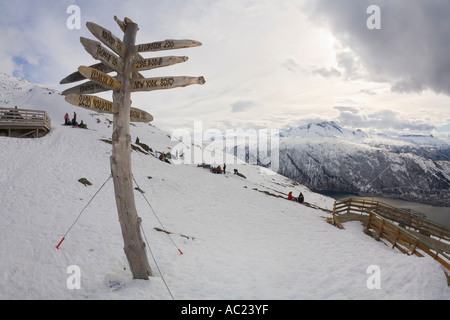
[305,0,450,95]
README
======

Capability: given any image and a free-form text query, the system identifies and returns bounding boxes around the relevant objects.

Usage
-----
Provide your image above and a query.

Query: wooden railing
[367,211,450,283]
[333,198,450,243]
[0,107,51,137]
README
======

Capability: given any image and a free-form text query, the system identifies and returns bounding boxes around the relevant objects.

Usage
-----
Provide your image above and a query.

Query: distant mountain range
[275,121,450,206]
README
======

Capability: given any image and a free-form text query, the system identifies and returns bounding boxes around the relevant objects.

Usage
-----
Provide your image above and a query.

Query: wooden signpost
[132,76,205,92]
[65,93,153,122]
[65,93,118,113]
[60,16,205,280]
[60,62,114,84]
[137,39,202,52]
[78,66,122,91]
[134,56,189,72]
[80,37,125,73]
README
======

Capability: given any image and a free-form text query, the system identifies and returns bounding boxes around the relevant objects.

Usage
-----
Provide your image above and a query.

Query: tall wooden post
[110,21,152,280]
[60,16,204,281]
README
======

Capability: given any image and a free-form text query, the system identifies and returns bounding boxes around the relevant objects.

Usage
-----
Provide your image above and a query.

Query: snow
[0,73,449,300]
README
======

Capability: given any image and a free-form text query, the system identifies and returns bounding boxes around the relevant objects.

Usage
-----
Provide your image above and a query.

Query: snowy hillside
[0,73,449,300]
[277,122,450,206]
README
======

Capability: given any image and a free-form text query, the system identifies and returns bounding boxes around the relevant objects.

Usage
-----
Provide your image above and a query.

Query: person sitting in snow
[297,192,304,203]
[79,120,87,129]
[64,113,69,125]
[288,191,298,202]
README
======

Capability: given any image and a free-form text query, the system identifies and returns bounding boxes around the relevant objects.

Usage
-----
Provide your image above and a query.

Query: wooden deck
[331,198,450,284]
[367,211,450,285]
[0,107,51,138]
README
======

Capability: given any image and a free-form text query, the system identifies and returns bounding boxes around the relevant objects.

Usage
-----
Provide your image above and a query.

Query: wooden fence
[333,198,450,243]
[0,107,51,138]
[367,211,450,284]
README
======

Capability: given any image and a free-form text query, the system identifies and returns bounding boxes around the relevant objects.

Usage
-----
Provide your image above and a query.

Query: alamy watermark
[66,265,81,290]
[64,264,381,292]
[66,5,380,31]
[366,265,381,289]
[170,121,280,173]
[66,5,81,30]
[367,5,381,30]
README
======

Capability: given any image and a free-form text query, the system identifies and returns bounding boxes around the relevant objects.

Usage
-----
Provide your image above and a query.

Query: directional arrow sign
[65,93,153,122]
[137,39,202,53]
[129,108,153,123]
[80,37,124,73]
[60,62,114,85]
[78,66,121,91]
[86,22,127,58]
[62,80,112,96]
[134,56,188,72]
[65,93,118,113]
[132,76,205,92]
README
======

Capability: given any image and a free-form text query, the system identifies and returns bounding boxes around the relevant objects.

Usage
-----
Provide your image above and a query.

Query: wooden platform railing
[0,107,51,138]
[366,211,450,284]
[333,198,450,243]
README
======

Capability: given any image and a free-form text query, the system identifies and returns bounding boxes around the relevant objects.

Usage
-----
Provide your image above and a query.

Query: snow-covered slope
[0,73,449,300]
[277,122,450,206]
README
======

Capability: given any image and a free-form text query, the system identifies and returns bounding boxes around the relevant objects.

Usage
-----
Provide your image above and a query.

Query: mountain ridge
[274,121,450,206]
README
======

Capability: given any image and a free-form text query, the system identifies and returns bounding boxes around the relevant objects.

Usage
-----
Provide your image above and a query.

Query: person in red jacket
[64,113,69,125]
[288,191,298,201]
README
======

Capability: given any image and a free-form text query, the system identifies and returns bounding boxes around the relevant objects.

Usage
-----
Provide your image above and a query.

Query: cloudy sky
[0,0,449,139]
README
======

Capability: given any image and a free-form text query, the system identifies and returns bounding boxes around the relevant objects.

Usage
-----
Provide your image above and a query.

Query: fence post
[333,201,337,223]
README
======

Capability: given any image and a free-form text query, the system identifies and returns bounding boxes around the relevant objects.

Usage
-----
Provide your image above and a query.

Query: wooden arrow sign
[60,62,114,85]
[65,93,153,122]
[62,80,112,96]
[132,76,205,92]
[86,22,127,58]
[137,39,202,53]
[134,56,188,72]
[65,93,118,113]
[130,107,153,122]
[78,66,121,91]
[80,37,124,73]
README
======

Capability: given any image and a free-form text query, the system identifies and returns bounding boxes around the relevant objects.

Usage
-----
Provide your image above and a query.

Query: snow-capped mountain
[277,122,450,206]
[280,121,368,140]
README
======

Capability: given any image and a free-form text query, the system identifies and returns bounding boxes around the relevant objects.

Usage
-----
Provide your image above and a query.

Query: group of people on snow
[158,152,172,163]
[4,106,23,119]
[64,112,86,129]
[288,191,304,203]
[210,164,226,174]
